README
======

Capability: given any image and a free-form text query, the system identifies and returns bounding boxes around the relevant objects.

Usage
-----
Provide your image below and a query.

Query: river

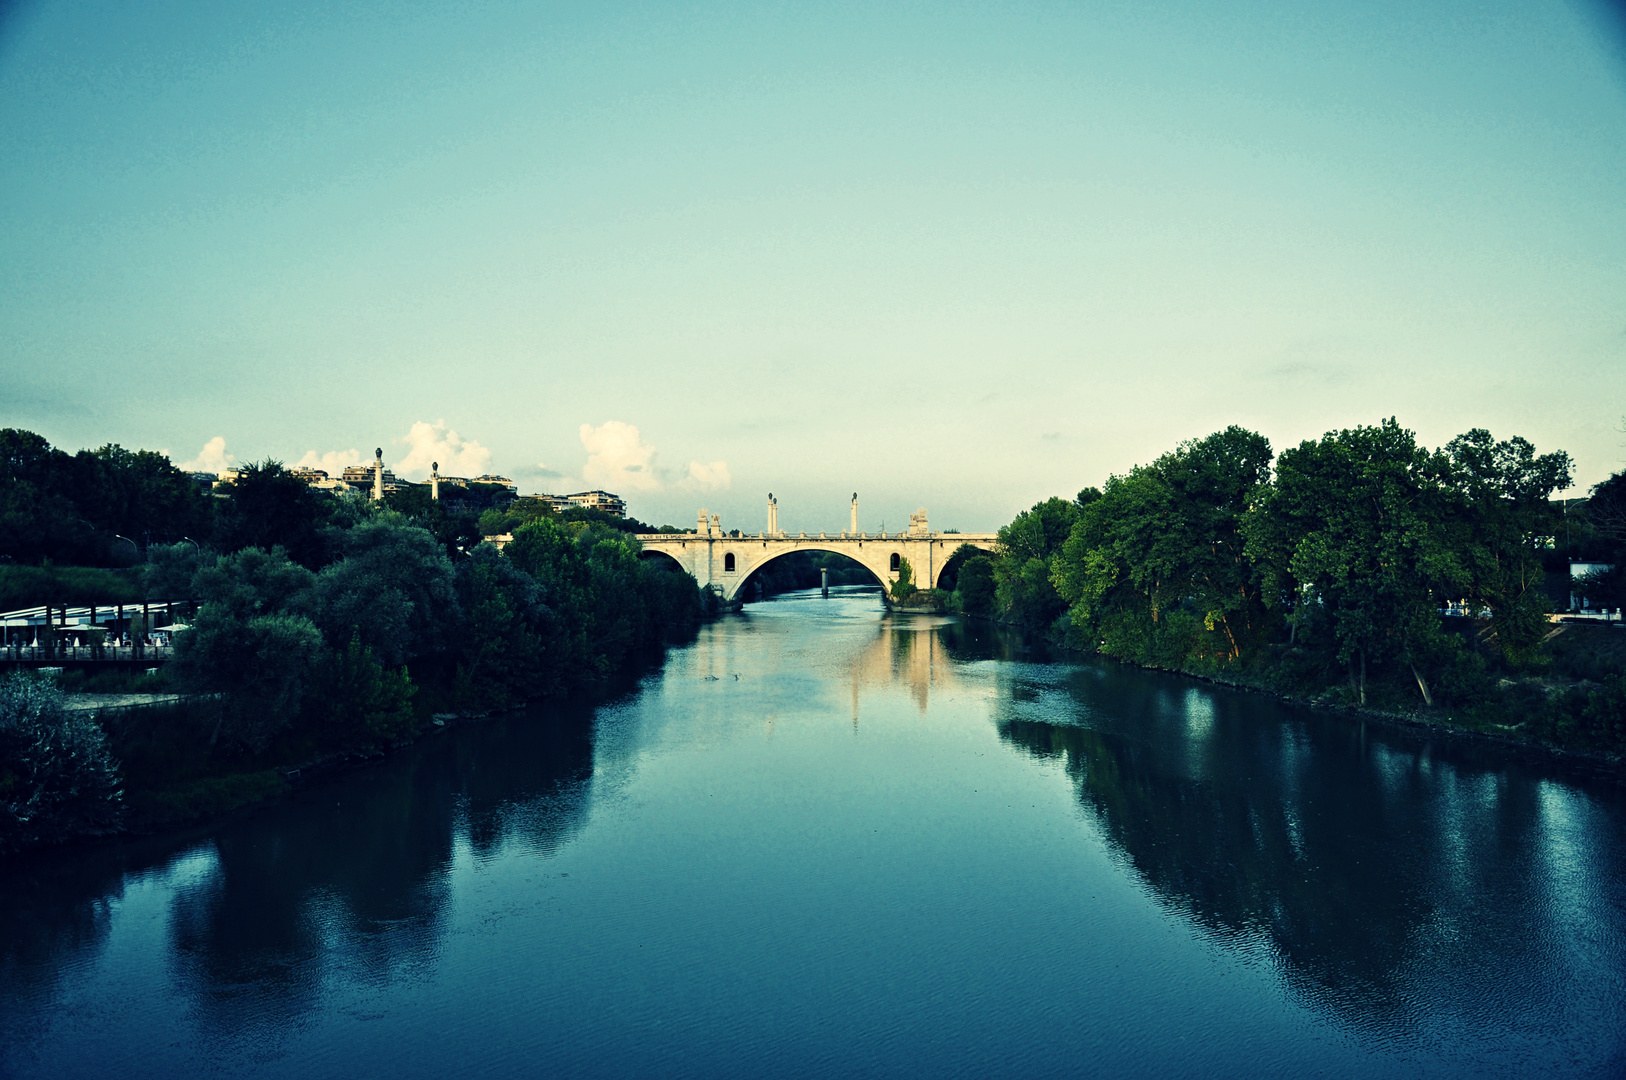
[2,586,1624,1078]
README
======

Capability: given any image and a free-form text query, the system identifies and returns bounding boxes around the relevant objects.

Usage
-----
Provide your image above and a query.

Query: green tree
[1245,419,1465,705]
[0,429,99,564]
[66,444,212,552]
[307,633,417,753]
[890,556,917,601]
[993,497,1080,627]
[301,517,459,667]
[952,554,997,616]
[454,545,562,708]
[0,673,125,854]
[213,461,329,568]
[171,547,324,753]
[1054,427,1273,664]
[172,607,325,754]
[1443,429,1572,665]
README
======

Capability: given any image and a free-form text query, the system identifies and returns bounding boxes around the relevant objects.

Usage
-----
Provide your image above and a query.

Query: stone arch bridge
[637,506,997,603]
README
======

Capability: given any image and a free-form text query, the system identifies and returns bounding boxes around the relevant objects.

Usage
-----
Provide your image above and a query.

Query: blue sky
[2,0,1623,531]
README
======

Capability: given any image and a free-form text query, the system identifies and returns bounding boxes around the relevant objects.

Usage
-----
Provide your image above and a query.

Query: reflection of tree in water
[0,703,596,1059]
[0,855,127,1052]
[165,702,596,1041]
[993,661,1626,1041]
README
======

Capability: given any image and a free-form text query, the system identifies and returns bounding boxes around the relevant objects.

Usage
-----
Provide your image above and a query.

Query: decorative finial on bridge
[431,461,440,502]
[850,492,858,537]
[372,447,384,502]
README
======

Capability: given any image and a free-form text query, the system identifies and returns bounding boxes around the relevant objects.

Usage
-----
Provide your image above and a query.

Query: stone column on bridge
[372,448,384,502]
[431,461,440,501]
[767,493,778,536]
[850,493,858,537]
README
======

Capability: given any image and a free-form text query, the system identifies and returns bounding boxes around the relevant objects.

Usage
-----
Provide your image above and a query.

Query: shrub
[0,673,124,854]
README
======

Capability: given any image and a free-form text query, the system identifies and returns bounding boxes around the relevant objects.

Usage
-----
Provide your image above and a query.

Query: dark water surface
[3,587,1624,1078]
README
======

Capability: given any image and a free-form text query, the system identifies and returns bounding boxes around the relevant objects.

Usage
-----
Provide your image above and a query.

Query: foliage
[1055,426,1274,665]
[301,517,458,667]
[172,606,325,754]
[0,673,124,854]
[140,542,204,601]
[1243,419,1466,703]
[172,546,326,753]
[1443,429,1572,666]
[952,553,997,616]
[503,517,702,684]
[477,496,558,538]
[889,556,917,601]
[454,545,563,709]
[307,634,418,753]
[191,546,315,619]
[212,460,329,568]
[0,564,140,610]
[0,430,211,566]
[993,497,1080,628]
[0,430,714,853]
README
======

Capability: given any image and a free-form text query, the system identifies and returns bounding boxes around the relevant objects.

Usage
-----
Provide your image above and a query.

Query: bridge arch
[638,549,685,571]
[736,547,884,602]
[635,531,999,604]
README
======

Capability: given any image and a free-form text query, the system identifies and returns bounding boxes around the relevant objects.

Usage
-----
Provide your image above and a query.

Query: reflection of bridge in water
[639,495,997,602]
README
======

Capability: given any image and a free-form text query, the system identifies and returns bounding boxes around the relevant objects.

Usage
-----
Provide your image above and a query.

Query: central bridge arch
[636,531,1000,604]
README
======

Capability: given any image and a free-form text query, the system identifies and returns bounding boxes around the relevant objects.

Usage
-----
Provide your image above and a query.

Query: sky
[2,0,1624,533]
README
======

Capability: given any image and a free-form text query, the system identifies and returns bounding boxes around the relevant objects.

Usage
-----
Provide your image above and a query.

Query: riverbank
[4,635,693,859]
[989,613,1626,781]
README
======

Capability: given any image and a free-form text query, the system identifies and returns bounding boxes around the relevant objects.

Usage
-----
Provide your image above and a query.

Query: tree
[191,546,316,620]
[301,517,459,668]
[1055,426,1274,664]
[1444,429,1572,665]
[890,557,917,601]
[171,547,324,753]
[454,545,562,708]
[172,606,325,754]
[1572,470,1626,613]
[953,554,997,617]
[1244,419,1465,704]
[0,429,99,564]
[993,497,1080,627]
[66,444,213,551]
[213,461,329,568]
[307,633,417,753]
[0,673,124,853]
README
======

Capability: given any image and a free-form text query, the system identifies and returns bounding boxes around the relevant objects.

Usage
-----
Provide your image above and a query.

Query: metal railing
[0,643,177,663]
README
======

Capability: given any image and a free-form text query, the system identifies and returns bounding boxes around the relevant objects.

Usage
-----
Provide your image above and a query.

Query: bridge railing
[0,643,176,664]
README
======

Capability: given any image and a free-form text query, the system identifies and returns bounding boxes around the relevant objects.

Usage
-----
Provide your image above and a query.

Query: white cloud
[178,436,234,474]
[395,420,492,480]
[580,421,663,492]
[680,460,732,492]
[295,448,363,475]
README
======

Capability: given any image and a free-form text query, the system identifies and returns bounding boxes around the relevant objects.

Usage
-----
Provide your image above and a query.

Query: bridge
[636,497,997,603]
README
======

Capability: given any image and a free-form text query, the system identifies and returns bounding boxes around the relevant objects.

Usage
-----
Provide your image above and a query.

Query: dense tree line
[951,419,1626,754]
[0,430,708,854]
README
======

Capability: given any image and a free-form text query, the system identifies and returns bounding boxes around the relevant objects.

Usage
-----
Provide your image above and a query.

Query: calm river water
[3,586,1625,1078]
